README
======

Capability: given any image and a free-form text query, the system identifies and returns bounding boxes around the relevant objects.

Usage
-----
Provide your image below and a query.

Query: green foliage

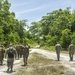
[9,32,20,44]
[60,29,71,49]
[28,7,75,49]
[71,32,75,44]
[0,0,75,50]
[0,0,28,47]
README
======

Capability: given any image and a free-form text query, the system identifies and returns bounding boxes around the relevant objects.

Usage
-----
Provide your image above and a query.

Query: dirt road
[0,48,75,75]
[30,48,75,72]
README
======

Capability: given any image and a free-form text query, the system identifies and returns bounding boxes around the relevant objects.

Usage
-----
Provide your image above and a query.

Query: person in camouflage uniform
[15,45,21,59]
[0,45,5,65]
[5,44,16,72]
[55,42,62,61]
[15,44,23,59]
[23,44,29,66]
[68,42,75,61]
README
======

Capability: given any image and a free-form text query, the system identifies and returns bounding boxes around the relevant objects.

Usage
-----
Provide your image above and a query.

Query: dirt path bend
[30,48,75,72]
[0,48,75,75]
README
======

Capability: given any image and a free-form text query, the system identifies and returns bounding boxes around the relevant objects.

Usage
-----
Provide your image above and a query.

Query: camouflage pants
[69,52,74,61]
[7,58,14,71]
[56,50,60,61]
[23,55,28,66]
[0,58,3,65]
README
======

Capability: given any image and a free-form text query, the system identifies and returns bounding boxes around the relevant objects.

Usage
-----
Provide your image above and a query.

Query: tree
[0,0,28,46]
[61,29,71,49]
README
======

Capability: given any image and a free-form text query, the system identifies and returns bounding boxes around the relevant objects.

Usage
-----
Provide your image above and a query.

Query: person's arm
[68,45,70,51]
[74,46,75,52]
[5,50,8,58]
[55,45,56,50]
[14,49,17,59]
[60,46,62,52]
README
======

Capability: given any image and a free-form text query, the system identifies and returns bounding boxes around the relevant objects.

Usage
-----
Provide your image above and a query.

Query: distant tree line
[1,0,75,49]
[28,7,75,50]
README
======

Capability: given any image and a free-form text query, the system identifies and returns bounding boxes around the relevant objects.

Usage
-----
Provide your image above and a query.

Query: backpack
[8,49,14,58]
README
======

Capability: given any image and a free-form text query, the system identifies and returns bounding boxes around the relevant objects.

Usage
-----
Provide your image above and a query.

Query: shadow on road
[3,70,16,74]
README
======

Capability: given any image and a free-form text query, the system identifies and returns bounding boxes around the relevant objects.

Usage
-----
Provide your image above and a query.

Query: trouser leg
[57,52,60,61]
[26,57,28,65]
[20,54,22,58]
[10,62,13,71]
[1,60,3,65]
[69,53,72,61]
[7,60,14,71]
[71,54,73,61]
[7,61,10,71]
[23,56,27,66]
[23,57,26,65]
[18,53,19,59]
[57,54,60,61]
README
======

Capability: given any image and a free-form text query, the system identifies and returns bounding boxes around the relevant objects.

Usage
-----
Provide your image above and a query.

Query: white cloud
[16,7,41,15]
[15,3,51,15]
[9,0,32,7]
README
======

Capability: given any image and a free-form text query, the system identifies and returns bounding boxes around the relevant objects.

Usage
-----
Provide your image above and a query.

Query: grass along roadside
[13,52,75,75]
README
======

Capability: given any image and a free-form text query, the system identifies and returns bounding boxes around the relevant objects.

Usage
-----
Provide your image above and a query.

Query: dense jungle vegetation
[0,0,75,50]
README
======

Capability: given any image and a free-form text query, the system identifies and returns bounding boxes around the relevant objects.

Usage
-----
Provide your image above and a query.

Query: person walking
[5,43,16,72]
[55,42,62,61]
[68,42,75,61]
[0,45,5,65]
[23,43,29,66]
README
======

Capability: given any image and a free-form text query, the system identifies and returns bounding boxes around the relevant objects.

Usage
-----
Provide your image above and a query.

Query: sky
[8,0,75,25]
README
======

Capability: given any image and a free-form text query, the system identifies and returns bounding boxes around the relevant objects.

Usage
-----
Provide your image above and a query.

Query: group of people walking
[55,42,75,61]
[0,42,75,72]
[0,43,30,72]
